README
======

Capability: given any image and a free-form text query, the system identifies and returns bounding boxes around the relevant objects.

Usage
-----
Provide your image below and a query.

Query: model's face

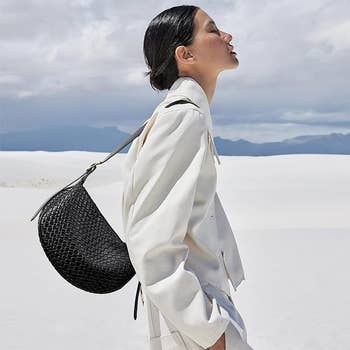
[178,8,238,75]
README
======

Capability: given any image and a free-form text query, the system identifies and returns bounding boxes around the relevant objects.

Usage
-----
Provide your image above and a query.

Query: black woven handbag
[30,98,199,320]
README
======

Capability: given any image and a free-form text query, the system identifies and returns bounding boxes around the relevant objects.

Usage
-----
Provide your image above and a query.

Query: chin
[226,61,239,70]
[231,58,239,68]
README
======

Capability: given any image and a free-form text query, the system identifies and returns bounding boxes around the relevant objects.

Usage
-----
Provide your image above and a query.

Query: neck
[184,73,218,105]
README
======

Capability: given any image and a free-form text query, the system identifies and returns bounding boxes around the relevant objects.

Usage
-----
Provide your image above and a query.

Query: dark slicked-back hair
[143,5,200,91]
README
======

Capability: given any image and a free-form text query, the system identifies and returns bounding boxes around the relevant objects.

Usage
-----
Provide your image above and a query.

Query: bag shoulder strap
[98,98,199,166]
[30,98,199,222]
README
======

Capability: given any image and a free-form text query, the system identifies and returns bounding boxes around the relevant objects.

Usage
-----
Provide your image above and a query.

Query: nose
[226,33,233,42]
[221,31,233,44]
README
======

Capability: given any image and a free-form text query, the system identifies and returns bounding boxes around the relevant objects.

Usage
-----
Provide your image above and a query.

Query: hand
[209,332,225,350]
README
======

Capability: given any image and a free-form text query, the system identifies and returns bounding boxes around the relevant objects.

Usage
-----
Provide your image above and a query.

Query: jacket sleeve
[125,108,230,348]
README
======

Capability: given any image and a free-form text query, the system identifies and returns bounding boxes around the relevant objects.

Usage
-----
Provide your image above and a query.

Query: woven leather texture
[37,181,135,294]
[33,98,199,302]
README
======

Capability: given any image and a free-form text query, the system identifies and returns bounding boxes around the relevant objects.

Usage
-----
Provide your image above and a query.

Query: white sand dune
[1,151,349,350]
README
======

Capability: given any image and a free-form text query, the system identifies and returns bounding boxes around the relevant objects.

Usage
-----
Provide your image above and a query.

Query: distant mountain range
[214,133,350,156]
[1,125,350,156]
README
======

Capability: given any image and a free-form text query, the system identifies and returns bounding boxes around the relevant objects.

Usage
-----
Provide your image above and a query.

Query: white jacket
[122,76,253,350]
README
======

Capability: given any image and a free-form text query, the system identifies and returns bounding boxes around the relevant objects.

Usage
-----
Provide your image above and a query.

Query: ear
[175,45,196,65]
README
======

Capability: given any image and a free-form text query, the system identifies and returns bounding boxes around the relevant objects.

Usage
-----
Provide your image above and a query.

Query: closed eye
[211,29,220,35]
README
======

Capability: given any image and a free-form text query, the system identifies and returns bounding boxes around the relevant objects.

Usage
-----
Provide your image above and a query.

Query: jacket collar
[165,76,213,134]
[163,76,222,165]
[166,76,211,117]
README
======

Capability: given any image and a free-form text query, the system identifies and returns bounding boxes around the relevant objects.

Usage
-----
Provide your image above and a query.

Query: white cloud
[213,122,350,143]
[307,20,350,52]
[0,0,349,141]
[0,73,23,84]
[280,110,350,123]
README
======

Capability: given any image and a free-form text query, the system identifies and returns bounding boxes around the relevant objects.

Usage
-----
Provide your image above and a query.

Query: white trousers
[144,289,255,350]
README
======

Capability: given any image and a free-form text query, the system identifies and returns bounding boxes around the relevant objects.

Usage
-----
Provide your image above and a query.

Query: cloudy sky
[0,0,349,142]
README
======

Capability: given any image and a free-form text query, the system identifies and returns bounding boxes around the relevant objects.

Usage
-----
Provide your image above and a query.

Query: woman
[122,5,254,350]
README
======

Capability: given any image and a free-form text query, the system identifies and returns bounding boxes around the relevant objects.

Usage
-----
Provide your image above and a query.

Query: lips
[227,44,236,54]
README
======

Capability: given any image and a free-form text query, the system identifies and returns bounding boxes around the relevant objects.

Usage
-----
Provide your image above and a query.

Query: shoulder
[158,98,203,115]
[154,101,207,134]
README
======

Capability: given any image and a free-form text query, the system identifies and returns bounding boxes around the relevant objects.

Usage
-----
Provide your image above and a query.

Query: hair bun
[149,69,168,91]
